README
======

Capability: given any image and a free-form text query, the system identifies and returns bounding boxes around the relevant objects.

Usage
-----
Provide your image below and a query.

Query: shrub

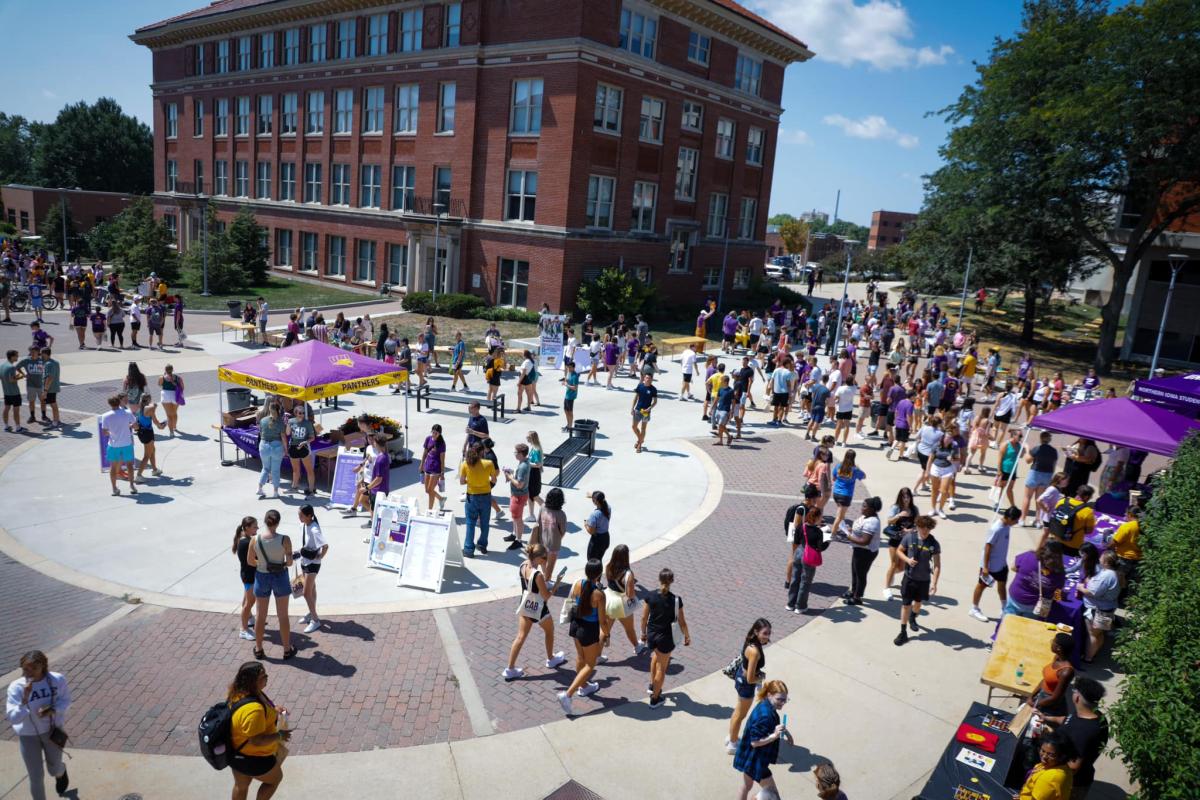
[575,267,656,323]
[470,306,541,324]
[1109,432,1200,800]
[401,291,486,318]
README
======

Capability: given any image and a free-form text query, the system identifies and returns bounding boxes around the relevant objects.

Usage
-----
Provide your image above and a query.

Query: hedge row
[401,291,541,324]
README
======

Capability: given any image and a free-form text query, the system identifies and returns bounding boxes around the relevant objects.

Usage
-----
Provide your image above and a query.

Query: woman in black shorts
[504,543,565,681]
[640,567,691,709]
[882,487,919,600]
[557,558,608,716]
[226,661,291,797]
[296,505,328,635]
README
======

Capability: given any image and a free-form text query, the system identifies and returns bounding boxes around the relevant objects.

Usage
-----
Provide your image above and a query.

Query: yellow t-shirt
[1110,520,1142,560]
[1056,498,1095,550]
[1019,763,1073,800]
[961,354,977,378]
[230,695,278,757]
[156,281,169,299]
[459,459,497,495]
[708,373,724,397]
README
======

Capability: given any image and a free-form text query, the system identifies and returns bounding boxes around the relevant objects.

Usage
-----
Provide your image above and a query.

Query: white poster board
[538,314,565,371]
[365,496,416,572]
[397,512,462,592]
[327,446,366,510]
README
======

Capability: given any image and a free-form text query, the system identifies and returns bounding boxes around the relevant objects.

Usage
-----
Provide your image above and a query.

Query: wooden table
[661,335,709,360]
[220,320,257,341]
[980,614,1061,704]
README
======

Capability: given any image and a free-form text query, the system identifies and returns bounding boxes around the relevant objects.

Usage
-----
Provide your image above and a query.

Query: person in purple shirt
[941,372,960,412]
[357,433,391,528]
[1004,541,1067,618]
[721,312,739,353]
[889,390,915,460]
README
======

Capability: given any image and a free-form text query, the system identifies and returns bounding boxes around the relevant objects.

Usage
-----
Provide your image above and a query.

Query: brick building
[868,209,916,250]
[131,0,811,310]
[2,184,134,239]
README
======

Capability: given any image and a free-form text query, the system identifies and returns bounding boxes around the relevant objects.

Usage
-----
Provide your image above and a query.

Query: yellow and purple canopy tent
[218,338,405,401]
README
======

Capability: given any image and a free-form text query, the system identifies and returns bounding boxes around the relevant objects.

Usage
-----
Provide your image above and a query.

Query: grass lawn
[181,277,371,311]
[372,313,709,352]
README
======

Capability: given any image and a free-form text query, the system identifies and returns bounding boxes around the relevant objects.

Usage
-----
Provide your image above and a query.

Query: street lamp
[58,191,70,263]
[956,243,974,333]
[830,239,859,357]
[1148,253,1188,376]
[431,201,446,300]
[716,220,732,313]
[199,195,211,296]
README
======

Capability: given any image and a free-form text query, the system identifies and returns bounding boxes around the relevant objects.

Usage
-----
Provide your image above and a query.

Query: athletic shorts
[832,493,852,508]
[723,333,735,343]
[43,393,57,405]
[998,469,1015,483]
[4,394,20,407]
[772,392,789,408]
[647,628,676,654]
[994,411,1012,424]
[835,410,852,421]
[810,409,826,423]
[563,397,575,412]
[230,753,277,777]
[569,617,601,647]
[894,427,910,442]
[886,411,896,427]
[979,565,1009,585]
[682,373,692,384]
[301,562,321,575]
[106,444,134,463]
[901,577,931,605]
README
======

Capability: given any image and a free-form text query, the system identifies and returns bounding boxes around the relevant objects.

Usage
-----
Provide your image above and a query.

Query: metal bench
[543,423,599,488]
[414,385,507,421]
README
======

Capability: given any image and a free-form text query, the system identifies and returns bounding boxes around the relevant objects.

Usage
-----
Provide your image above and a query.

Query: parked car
[764,264,793,282]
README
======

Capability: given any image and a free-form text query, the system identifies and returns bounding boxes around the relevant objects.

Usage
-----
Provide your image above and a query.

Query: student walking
[557,559,608,716]
[420,424,447,512]
[725,618,771,755]
[640,567,690,709]
[600,544,643,661]
[233,517,258,641]
[631,372,658,452]
[246,509,296,660]
[536,487,568,581]
[6,650,71,800]
[733,680,792,800]
[100,394,137,496]
[225,661,291,800]
[894,515,941,646]
[450,332,468,391]
[504,543,567,680]
[296,505,328,635]
[133,393,166,480]
[969,506,1018,622]
[158,365,183,436]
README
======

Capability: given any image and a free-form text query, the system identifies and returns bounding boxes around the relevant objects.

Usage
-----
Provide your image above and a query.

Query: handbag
[801,525,824,568]
[516,564,545,620]
[558,581,579,625]
[1033,573,1053,618]
[1088,607,1114,631]
[290,563,305,599]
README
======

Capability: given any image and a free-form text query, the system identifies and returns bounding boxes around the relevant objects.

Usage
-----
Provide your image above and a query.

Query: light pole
[956,243,973,333]
[431,202,446,300]
[830,239,858,357]
[58,191,69,263]
[1148,253,1188,376]
[200,196,211,296]
[716,220,731,313]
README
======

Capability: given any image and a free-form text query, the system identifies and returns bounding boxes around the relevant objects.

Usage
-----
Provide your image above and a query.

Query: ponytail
[657,567,674,595]
[232,516,256,553]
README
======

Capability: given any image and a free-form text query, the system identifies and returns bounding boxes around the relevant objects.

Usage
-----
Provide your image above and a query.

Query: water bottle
[1015,662,1025,684]
[278,709,289,732]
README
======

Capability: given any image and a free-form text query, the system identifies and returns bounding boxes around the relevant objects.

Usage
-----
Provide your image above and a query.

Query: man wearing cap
[581,313,595,344]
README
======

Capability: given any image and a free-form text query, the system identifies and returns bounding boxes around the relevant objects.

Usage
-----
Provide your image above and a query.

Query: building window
[283,28,300,65]
[702,266,721,289]
[498,258,529,308]
[733,268,751,289]
[510,78,543,135]
[337,19,355,59]
[165,103,178,139]
[619,8,657,59]
[434,166,452,213]
[304,163,321,202]
[193,159,205,194]
[362,87,384,133]
[281,93,298,134]
[163,214,177,241]
[675,147,698,200]
[739,198,757,239]
[400,9,423,52]
[327,236,346,276]
[506,170,537,222]
[360,164,382,208]
[437,82,456,133]
[166,159,178,192]
[331,164,351,205]
[334,89,353,134]
[355,239,377,281]
[631,181,656,232]
[367,14,388,56]
[594,84,623,133]
[668,227,695,273]
[301,232,319,271]
[238,35,251,70]
[716,118,735,159]
[394,85,418,134]
[639,97,664,144]
[279,162,296,201]
[214,160,228,195]
[306,92,324,134]
[707,193,729,237]
[194,46,205,76]
[259,32,275,67]
[235,161,249,197]
[215,98,228,136]
[687,32,710,65]
[681,100,703,133]
[309,24,327,62]
[444,3,462,47]
[276,229,293,266]
[256,95,273,136]
[736,54,762,96]
[235,96,250,135]
[392,165,415,211]
[217,40,230,73]
[388,244,408,286]
[746,127,764,166]
[256,161,272,199]
[586,176,615,229]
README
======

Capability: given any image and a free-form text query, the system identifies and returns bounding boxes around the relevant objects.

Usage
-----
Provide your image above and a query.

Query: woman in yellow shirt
[1107,506,1142,591]
[227,661,291,799]
[459,444,498,557]
[1019,730,1075,800]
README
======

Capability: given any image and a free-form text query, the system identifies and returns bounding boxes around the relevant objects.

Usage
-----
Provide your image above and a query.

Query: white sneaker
[969,608,990,623]
[724,738,737,755]
[936,509,949,519]
[303,620,321,634]
[579,681,600,696]
[557,691,574,716]
[299,613,311,624]
[239,630,255,640]
[247,615,255,629]
[948,498,957,511]
[881,587,894,601]
[597,653,609,664]
[502,667,524,680]
[546,652,567,669]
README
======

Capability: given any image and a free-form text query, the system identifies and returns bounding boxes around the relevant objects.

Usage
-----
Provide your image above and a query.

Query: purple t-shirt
[722,315,738,335]
[1008,550,1067,607]
[887,383,906,409]
[604,341,619,366]
[421,435,445,474]
[370,451,391,496]
[893,398,914,429]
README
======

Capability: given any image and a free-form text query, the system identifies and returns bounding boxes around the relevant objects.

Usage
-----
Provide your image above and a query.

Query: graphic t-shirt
[900,532,940,582]
[16,358,42,389]
[634,382,657,410]
[832,467,865,498]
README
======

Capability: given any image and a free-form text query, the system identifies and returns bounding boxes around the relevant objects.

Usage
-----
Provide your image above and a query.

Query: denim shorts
[253,570,291,598]
[1025,469,1053,488]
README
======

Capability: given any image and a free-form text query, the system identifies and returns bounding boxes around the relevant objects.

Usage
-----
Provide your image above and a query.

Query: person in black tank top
[640,568,691,709]
[558,559,608,716]
[503,544,565,682]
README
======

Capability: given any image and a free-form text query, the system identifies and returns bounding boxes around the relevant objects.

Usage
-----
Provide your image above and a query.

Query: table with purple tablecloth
[221,425,339,469]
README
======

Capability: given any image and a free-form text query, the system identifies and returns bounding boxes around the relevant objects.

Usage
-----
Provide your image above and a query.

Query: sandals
[282,647,297,660]
[253,648,266,661]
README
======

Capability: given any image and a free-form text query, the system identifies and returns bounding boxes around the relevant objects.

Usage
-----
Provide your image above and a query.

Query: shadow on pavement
[321,619,375,642]
[776,738,833,774]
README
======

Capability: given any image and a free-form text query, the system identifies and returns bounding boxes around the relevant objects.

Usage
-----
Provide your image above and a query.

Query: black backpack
[1048,500,1089,542]
[199,697,260,770]
[784,503,803,540]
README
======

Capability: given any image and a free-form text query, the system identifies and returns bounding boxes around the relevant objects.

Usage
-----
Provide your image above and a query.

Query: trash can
[226,387,253,412]
[572,419,599,456]
[227,299,242,319]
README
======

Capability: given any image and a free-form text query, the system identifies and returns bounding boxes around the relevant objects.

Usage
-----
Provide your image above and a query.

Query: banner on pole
[538,314,566,370]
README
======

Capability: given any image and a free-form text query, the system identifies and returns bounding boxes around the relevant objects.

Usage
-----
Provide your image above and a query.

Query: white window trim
[687,32,710,66]
[593,83,623,136]
[509,77,543,137]
[681,100,704,134]
[639,96,664,145]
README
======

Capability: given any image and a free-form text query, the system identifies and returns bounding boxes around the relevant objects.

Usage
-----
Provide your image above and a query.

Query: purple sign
[328,448,363,508]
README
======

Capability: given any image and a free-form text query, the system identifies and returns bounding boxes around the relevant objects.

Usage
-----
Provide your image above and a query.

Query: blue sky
[1,0,1023,226]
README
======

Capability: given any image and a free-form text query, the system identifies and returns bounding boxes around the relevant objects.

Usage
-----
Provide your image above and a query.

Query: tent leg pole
[218,379,227,464]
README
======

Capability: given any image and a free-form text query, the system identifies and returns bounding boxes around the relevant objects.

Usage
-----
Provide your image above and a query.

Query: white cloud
[822,114,919,148]
[746,0,955,70]
[778,128,812,145]
[41,88,57,99]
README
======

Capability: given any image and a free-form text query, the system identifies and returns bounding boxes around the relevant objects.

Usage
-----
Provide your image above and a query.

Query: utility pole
[59,192,69,263]
[830,241,857,357]
[1149,254,1188,376]
[832,189,841,226]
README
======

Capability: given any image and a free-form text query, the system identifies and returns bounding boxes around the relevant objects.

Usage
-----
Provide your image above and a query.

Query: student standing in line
[893,515,941,646]
[233,516,259,641]
[583,490,612,562]
[296,505,328,635]
[640,567,690,709]
[732,680,792,800]
[844,497,883,604]
[557,559,608,716]
[2,350,24,433]
[504,543,567,680]
[246,509,296,660]
[969,506,1018,622]
[6,650,71,800]
[537,487,568,581]
[38,348,61,430]
[725,618,771,755]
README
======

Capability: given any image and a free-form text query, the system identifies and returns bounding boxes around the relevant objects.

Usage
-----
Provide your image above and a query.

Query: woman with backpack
[725,618,771,755]
[225,661,291,799]
[557,558,608,716]
[245,509,296,660]
[640,567,690,710]
[788,507,828,613]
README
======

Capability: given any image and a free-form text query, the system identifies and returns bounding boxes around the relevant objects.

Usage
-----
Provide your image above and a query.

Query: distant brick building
[868,209,916,250]
[2,184,134,239]
[807,231,847,262]
[132,0,812,310]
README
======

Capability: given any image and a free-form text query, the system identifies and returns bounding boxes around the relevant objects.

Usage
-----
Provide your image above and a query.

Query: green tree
[575,267,656,322]
[767,213,796,226]
[225,206,269,285]
[1109,433,1200,800]
[32,98,153,194]
[778,218,810,255]
[39,198,77,260]
[85,219,119,262]
[0,113,35,184]
[111,197,179,283]
[183,227,243,294]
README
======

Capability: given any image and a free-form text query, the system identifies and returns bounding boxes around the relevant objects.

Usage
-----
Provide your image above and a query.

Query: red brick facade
[2,184,133,239]
[133,0,811,310]
[868,209,917,250]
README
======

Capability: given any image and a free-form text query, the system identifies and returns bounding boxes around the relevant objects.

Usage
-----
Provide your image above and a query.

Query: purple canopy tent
[1131,372,1200,416]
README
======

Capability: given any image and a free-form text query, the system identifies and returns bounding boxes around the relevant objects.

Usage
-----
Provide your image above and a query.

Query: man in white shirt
[833,378,858,445]
[969,506,1018,621]
[679,343,699,401]
[100,394,137,496]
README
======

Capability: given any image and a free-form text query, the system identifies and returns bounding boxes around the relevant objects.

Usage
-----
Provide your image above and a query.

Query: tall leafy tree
[39,199,77,260]
[778,218,810,255]
[225,206,270,285]
[32,98,153,194]
[0,113,36,184]
[111,197,178,283]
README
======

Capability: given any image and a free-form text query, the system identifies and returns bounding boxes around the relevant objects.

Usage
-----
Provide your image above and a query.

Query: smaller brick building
[2,184,134,240]
[868,209,916,250]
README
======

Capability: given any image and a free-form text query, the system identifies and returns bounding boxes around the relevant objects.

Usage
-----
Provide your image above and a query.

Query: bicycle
[7,284,59,312]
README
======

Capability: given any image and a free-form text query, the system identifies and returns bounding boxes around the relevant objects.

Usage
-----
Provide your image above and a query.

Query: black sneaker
[503,534,516,542]
[506,541,522,551]
[894,629,908,646]
[478,547,488,555]
[909,616,920,632]
[649,695,666,709]
[701,415,710,421]
[55,770,69,796]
